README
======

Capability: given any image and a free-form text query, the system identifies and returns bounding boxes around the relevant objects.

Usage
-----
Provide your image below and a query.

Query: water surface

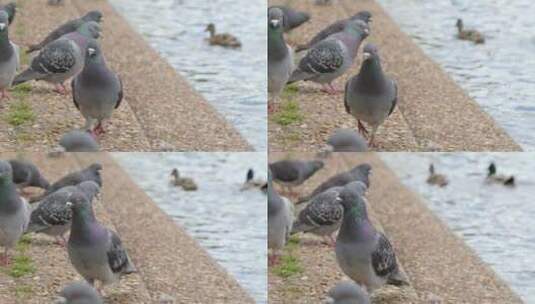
[113,153,267,303]
[109,0,267,150]
[381,153,535,302]
[377,0,535,150]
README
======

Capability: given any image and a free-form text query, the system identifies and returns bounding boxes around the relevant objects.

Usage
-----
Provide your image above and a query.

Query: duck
[170,168,198,191]
[486,163,515,186]
[241,169,267,192]
[205,23,241,48]
[456,19,485,44]
[426,164,448,187]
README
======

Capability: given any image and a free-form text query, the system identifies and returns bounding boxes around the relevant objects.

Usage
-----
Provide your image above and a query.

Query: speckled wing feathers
[371,232,398,278]
[299,42,344,75]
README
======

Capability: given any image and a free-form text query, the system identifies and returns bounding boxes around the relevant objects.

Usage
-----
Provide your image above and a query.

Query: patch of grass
[4,101,35,126]
[11,83,32,97]
[272,100,304,126]
[7,255,35,278]
[271,254,303,278]
[19,50,30,66]
[281,84,299,99]
[13,284,33,299]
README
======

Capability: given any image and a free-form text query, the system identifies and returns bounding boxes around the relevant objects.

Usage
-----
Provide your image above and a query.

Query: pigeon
[298,163,371,204]
[270,5,310,32]
[269,159,324,193]
[322,129,368,155]
[67,191,136,289]
[296,11,372,52]
[27,10,103,53]
[288,20,369,94]
[8,159,50,191]
[59,130,100,152]
[268,7,293,112]
[0,10,19,100]
[26,181,100,246]
[0,160,30,266]
[0,2,16,25]
[30,163,102,203]
[292,181,367,246]
[55,281,103,304]
[268,169,294,265]
[326,281,371,304]
[335,184,408,291]
[344,44,397,147]
[13,21,102,94]
[72,39,123,136]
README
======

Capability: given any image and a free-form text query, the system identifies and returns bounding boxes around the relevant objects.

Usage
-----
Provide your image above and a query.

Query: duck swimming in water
[170,168,198,191]
[205,23,241,48]
[456,19,485,44]
[486,163,515,186]
[426,164,448,187]
[241,169,267,192]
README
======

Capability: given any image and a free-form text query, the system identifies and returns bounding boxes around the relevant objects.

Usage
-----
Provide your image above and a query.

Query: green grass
[271,254,303,278]
[272,100,304,126]
[4,100,35,126]
[281,84,299,99]
[8,255,35,278]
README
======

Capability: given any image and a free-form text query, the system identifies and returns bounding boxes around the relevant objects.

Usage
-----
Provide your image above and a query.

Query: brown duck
[170,168,198,191]
[456,19,485,44]
[205,23,241,48]
[426,164,448,187]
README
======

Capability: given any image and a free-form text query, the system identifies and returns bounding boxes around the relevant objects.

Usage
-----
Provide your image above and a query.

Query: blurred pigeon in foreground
[325,281,370,304]
[59,130,100,152]
[55,281,103,304]
[269,159,324,193]
[0,10,19,100]
[268,170,294,265]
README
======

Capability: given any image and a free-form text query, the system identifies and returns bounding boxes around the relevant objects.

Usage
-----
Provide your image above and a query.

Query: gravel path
[0,152,253,303]
[268,0,520,152]
[268,152,522,303]
[0,0,251,152]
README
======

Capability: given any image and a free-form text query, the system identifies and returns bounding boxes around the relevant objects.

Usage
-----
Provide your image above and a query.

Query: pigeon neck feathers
[268,27,288,61]
[354,56,387,94]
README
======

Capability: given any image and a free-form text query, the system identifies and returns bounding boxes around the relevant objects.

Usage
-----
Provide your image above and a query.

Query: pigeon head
[326,281,369,303]
[205,23,216,35]
[488,162,497,176]
[268,7,285,30]
[0,160,13,182]
[82,10,103,23]
[66,191,92,215]
[0,11,9,32]
[346,19,370,38]
[85,39,103,63]
[78,181,101,201]
[246,168,255,182]
[339,183,368,221]
[362,43,379,61]
[56,282,101,304]
[88,163,103,172]
[352,10,372,24]
[78,21,102,39]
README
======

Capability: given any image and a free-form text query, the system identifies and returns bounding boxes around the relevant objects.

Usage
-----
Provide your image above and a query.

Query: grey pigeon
[288,20,369,94]
[59,130,100,152]
[13,21,102,94]
[26,181,100,245]
[72,39,123,136]
[326,128,368,153]
[270,5,310,32]
[0,2,16,25]
[67,191,136,288]
[27,10,103,53]
[31,163,102,203]
[296,11,372,52]
[335,184,408,291]
[0,160,30,265]
[326,281,370,304]
[8,159,50,190]
[0,10,19,100]
[292,181,367,246]
[344,44,397,147]
[55,281,103,304]
[298,163,371,204]
[268,169,294,265]
[269,159,324,192]
[268,7,293,112]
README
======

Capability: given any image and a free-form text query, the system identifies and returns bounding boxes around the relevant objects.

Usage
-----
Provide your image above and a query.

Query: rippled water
[109,0,267,151]
[377,0,535,150]
[381,153,535,302]
[112,153,267,303]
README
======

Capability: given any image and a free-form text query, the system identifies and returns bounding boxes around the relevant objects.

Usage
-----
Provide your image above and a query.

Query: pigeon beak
[270,19,280,27]
[66,201,73,208]
[88,48,96,56]
[0,23,6,31]
[363,52,371,60]
[364,28,370,35]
